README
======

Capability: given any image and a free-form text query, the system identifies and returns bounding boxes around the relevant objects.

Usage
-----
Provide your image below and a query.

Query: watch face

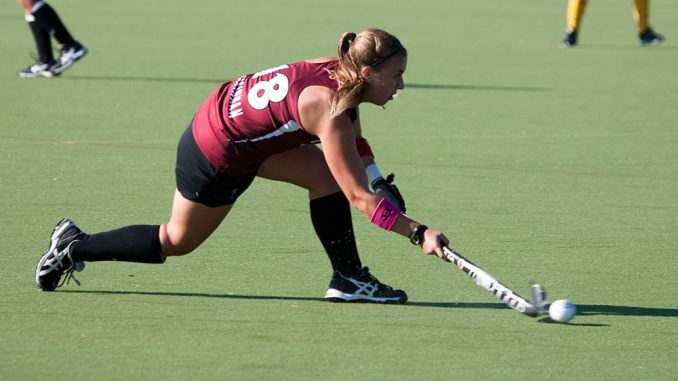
[410,225,427,245]
[410,229,421,245]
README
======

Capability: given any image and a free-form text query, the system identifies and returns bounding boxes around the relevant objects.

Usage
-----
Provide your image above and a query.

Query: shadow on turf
[60,289,325,301]
[59,290,677,318]
[411,302,678,318]
[61,75,548,92]
[576,43,678,51]
[407,83,548,92]
[575,304,678,317]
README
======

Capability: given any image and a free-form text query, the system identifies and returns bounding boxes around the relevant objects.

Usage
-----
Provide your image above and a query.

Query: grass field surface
[1,1,677,380]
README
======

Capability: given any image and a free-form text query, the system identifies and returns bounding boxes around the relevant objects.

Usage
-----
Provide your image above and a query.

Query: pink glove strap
[370,198,401,231]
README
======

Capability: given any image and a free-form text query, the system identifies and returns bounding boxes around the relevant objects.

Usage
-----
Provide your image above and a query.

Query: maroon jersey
[192,60,339,175]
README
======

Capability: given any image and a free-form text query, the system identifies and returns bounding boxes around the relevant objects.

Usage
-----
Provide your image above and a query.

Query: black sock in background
[28,19,53,62]
[32,3,75,47]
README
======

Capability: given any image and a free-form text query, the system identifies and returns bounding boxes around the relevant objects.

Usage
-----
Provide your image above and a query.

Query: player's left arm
[352,107,407,212]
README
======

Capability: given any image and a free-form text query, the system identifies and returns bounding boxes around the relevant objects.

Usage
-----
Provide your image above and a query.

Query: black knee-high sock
[310,192,362,277]
[27,18,53,63]
[70,225,165,264]
[32,3,75,47]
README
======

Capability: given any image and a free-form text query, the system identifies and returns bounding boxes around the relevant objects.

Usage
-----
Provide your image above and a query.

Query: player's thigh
[257,144,339,198]
[160,190,232,256]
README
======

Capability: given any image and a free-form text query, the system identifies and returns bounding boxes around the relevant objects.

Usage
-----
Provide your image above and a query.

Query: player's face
[361,54,407,106]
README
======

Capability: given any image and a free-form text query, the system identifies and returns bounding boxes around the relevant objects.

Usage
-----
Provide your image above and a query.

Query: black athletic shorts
[175,122,256,207]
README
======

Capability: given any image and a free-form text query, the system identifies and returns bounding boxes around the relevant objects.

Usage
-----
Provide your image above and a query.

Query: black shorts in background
[175,122,256,207]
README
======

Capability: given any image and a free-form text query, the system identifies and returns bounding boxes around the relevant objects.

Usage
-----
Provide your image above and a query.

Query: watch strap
[409,225,428,245]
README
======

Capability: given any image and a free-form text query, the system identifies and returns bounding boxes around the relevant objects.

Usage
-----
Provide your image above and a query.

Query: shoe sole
[72,47,88,62]
[60,47,88,66]
[324,289,408,304]
[35,219,74,291]
[18,70,55,78]
[51,60,74,76]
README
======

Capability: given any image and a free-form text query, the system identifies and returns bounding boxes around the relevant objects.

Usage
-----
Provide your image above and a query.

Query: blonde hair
[329,29,406,119]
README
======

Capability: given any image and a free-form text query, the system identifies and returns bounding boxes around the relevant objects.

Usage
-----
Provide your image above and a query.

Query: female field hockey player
[36,28,450,303]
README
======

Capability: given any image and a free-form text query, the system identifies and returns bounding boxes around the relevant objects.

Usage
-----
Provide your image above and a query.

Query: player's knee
[307,170,340,198]
[309,183,341,199]
[160,226,202,256]
[161,240,199,256]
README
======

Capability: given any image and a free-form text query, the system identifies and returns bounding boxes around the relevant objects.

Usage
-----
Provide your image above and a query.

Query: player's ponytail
[329,32,365,119]
[329,29,406,119]
[339,32,356,56]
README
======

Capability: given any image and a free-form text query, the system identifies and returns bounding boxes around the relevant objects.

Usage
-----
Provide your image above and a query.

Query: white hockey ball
[549,299,576,323]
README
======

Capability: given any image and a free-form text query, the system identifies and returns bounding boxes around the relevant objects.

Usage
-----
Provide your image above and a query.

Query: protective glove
[371,173,406,213]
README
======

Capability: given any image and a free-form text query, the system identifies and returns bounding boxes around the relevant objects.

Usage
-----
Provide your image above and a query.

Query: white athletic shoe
[58,42,88,65]
[17,61,60,78]
[36,219,87,291]
[324,267,408,304]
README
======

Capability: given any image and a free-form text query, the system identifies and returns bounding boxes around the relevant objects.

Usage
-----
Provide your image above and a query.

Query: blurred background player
[562,0,665,47]
[17,0,88,78]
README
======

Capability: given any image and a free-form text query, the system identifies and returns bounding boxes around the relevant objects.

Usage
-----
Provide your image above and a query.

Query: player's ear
[360,65,372,78]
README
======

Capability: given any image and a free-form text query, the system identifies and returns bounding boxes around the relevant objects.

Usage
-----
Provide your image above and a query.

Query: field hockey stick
[442,246,547,318]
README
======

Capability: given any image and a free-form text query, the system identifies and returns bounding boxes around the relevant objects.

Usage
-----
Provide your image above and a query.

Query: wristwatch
[409,225,428,246]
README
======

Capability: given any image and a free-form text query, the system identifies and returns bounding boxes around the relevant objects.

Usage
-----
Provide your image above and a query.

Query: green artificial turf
[1,1,677,380]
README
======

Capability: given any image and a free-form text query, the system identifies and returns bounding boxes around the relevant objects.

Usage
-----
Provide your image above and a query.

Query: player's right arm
[299,85,449,259]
